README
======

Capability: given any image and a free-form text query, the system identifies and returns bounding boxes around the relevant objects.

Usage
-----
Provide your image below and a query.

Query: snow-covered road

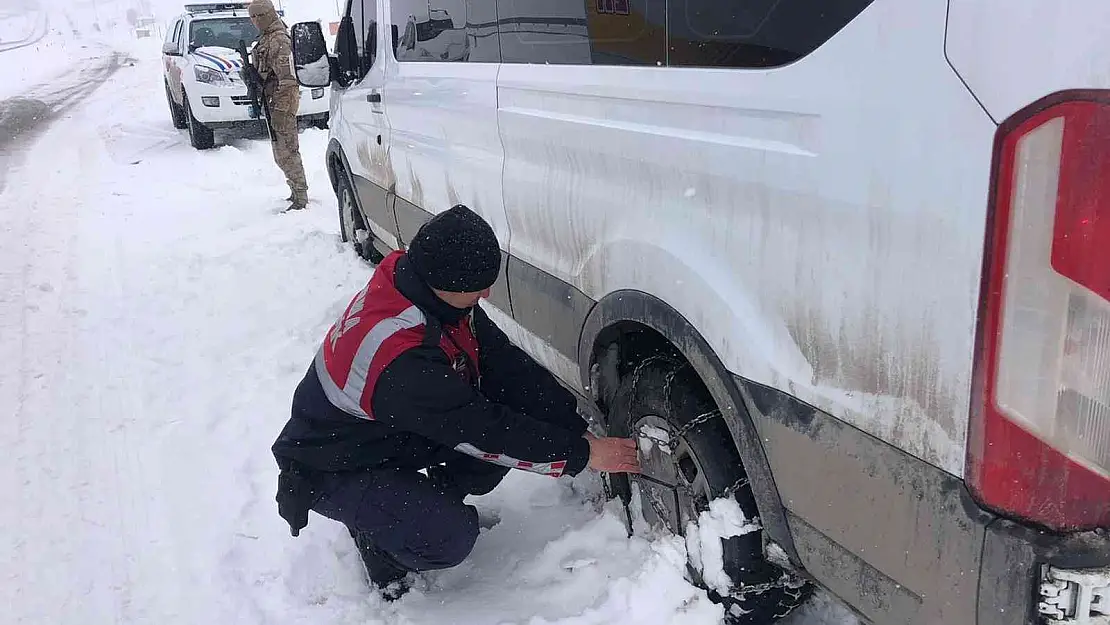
[0,45,859,625]
[0,9,98,101]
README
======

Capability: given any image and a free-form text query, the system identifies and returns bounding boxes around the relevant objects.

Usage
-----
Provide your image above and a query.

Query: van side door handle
[367,92,381,103]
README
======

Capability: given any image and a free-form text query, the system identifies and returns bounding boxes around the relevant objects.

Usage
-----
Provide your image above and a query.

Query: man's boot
[349,528,411,601]
[286,188,308,211]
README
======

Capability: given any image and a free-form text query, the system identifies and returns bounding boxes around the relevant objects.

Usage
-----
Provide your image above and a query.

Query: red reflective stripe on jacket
[317,251,480,419]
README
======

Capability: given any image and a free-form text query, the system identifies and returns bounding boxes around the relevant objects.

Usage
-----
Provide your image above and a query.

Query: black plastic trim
[507,255,593,362]
[392,194,428,249]
[978,520,1110,625]
[350,175,396,240]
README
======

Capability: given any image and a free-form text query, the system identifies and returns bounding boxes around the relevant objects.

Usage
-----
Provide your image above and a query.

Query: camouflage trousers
[269,106,307,203]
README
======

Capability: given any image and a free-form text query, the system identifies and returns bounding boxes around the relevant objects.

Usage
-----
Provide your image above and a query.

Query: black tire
[336,170,383,264]
[183,93,215,150]
[608,359,810,624]
[166,82,186,130]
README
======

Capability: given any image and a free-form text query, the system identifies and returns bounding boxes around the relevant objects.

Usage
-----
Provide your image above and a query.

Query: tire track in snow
[0,48,129,194]
[0,9,48,53]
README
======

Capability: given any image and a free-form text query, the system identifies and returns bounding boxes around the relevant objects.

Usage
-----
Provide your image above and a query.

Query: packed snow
[685,498,763,597]
[0,19,860,625]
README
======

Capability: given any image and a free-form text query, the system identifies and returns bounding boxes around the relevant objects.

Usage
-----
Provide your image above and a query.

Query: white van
[288,1,1110,623]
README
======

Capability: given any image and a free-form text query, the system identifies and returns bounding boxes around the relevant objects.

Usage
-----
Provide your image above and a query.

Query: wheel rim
[631,415,713,536]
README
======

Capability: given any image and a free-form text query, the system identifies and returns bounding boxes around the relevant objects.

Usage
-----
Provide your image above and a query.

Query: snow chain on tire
[621,356,810,620]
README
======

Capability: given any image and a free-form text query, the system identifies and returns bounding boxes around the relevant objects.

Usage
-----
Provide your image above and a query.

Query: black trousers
[310,456,508,572]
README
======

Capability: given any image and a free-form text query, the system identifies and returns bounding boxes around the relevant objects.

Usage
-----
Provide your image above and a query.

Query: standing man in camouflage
[247,0,308,211]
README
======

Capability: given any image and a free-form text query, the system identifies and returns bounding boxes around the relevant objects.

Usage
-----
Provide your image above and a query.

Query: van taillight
[969,91,1110,531]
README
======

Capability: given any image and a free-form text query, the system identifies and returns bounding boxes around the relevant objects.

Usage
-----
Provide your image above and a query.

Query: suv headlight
[194,65,229,86]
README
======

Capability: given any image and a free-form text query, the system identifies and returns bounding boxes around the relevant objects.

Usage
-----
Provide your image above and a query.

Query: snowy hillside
[1,4,862,625]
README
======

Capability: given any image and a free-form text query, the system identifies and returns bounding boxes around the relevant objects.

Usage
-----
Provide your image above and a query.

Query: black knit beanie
[407,205,501,293]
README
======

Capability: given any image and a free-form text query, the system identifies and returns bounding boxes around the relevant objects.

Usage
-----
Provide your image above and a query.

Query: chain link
[718,475,751,501]
[635,407,723,455]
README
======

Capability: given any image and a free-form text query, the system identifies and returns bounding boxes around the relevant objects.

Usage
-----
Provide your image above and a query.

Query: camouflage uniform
[248,0,307,210]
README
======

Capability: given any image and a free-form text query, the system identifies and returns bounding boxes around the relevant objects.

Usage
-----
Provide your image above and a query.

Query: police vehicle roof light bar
[184,2,251,14]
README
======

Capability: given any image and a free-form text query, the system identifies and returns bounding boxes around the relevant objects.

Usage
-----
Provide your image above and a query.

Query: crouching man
[271,205,640,599]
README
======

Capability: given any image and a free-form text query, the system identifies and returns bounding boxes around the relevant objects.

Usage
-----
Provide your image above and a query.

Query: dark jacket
[272,255,590,534]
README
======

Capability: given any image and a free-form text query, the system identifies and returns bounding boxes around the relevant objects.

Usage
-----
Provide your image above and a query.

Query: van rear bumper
[980,520,1109,624]
[735,376,1110,625]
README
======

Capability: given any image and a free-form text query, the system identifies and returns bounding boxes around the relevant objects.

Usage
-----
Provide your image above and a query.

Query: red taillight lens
[969,92,1110,532]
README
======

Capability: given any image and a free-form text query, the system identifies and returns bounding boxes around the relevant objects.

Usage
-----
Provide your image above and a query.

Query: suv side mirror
[291,21,333,88]
[162,40,180,56]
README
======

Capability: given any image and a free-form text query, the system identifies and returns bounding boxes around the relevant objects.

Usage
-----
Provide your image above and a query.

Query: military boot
[287,189,308,211]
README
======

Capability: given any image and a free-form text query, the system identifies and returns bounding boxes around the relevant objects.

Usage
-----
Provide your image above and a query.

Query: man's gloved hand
[276,469,316,537]
[585,436,641,474]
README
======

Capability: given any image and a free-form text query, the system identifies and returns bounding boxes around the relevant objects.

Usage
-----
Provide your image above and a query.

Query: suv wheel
[607,359,811,624]
[166,82,186,129]
[336,171,383,264]
[183,92,215,150]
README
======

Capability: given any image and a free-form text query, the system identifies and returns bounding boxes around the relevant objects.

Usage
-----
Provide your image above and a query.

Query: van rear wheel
[607,359,810,624]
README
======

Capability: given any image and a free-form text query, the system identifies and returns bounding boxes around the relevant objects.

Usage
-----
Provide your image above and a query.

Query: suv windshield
[189,17,259,50]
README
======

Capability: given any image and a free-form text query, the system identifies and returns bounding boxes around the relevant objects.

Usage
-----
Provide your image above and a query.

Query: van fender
[325,138,352,192]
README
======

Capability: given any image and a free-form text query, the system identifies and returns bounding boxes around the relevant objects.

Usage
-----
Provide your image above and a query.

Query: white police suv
[161,2,330,149]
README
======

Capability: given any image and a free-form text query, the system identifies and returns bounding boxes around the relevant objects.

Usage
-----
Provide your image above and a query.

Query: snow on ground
[0,11,34,42]
[0,14,102,99]
[0,38,860,625]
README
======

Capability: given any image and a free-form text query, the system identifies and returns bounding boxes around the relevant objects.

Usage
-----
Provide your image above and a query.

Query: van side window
[344,0,378,78]
[362,0,379,75]
[667,0,875,68]
[340,0,378,79]
[497,0,665,66]
[392,0,495,62]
